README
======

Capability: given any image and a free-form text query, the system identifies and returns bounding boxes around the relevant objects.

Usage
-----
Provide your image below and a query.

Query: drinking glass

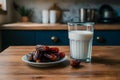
[68,22,94,62]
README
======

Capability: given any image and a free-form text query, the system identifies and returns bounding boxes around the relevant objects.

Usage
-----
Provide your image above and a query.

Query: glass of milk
[68,22,94,62]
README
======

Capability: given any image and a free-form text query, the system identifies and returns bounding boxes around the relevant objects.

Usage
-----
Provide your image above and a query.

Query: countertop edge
[1,23,120,30]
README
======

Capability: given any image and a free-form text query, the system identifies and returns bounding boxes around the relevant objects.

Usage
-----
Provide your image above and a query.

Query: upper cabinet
[0,0,7,14]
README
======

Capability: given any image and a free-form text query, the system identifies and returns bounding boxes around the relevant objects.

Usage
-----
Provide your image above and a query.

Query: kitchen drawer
[93,30,120,45]
[2,30,35,50]
[1,30,120,51]
[36,30,69,45]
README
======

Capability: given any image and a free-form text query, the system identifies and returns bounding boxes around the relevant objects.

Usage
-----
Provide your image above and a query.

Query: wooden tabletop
[0,46,120,80]
[1,22,120,30]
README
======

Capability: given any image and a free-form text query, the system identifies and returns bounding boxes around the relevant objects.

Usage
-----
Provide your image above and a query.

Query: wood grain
[1,23,120,30]
[0,46,120,80]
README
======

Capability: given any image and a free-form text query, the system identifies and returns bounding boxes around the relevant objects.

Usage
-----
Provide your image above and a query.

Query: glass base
[70,57,91,63]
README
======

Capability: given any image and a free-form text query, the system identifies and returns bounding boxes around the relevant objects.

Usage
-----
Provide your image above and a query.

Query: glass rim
[68,22,95,26]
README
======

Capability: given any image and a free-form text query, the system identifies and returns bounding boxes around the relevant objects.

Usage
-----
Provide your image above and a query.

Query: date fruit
[70,60,81,67]
[59,52,65,58]
[27,45,65,63]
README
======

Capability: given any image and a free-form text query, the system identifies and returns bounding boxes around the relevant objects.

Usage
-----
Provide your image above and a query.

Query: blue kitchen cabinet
[36,30,69,45]
[93,30,120,45]
[1,30,120,51]
[35,30,120,46]
[2,30,35,50]
[1,30,69,50]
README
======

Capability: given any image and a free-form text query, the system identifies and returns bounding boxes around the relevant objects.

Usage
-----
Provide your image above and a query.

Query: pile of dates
[26,45,65,63]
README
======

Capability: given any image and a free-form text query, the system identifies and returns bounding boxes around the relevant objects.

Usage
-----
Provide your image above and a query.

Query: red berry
[70,60,81,67]
[59,52,65,59]
[49,47,59,53]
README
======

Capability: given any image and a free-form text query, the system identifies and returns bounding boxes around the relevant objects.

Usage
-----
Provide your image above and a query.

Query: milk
[69,30,93,61]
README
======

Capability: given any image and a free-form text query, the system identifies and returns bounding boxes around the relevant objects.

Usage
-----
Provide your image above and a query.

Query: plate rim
[21,54,67,65]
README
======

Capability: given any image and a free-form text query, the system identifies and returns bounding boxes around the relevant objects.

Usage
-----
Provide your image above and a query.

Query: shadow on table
[92,56,120,66]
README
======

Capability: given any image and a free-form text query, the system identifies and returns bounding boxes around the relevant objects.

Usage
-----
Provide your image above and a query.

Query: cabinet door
[36,30,69,45]
[2,30,35,50]
[93,30,120,45]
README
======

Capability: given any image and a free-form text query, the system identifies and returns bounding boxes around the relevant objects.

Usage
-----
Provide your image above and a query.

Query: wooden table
[0,46,120,80]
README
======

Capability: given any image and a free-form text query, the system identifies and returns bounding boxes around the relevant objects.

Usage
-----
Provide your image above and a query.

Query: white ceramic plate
[22,55,67,67]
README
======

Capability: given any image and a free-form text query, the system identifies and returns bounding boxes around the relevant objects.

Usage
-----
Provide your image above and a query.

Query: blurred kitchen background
[0,0,120,51]
[0,0,120,24]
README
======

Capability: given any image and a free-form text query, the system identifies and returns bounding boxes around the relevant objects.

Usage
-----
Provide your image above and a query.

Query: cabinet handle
[51,36,59,43]
[96,36,106,43]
